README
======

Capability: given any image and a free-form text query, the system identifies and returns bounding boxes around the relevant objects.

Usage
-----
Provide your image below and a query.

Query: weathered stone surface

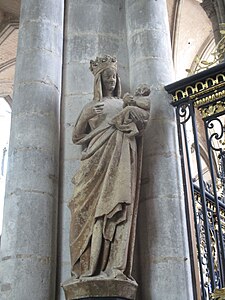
[126,1,193,299]
[127,30,171,63]
[0,0,64,299]
[5,149,56,193]
[71,56,148,277]
[130,60,174,88]
[15,50,62,87]
[62,55,151,299]
[58,3,130,299]
[9,113,57,152]
[126,0,171,33]
[11,82,60,115]
[137,195,188,258]
[59,1,193,300]
[1,255,55,300]
[19,0,63,26]
[1,192,54,256]
[19,21,63,56]
[67,1,124,37]
[62,277,137,300]
[63,62,93,96]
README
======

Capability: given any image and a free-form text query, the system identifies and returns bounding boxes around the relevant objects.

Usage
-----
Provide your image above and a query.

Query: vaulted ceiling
[167,0,213,79]
[0,0,214,99]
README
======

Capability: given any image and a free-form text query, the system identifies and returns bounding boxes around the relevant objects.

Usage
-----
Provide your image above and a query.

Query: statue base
[61,276,138,300]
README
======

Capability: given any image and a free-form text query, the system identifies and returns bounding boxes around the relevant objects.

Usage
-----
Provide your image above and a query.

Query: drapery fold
[69,98,147,278]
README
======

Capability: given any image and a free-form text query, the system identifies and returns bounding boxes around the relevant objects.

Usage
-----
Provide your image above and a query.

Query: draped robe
[68,97,148,279]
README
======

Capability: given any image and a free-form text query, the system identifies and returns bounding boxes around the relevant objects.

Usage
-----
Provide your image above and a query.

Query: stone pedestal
[62,277,137,300]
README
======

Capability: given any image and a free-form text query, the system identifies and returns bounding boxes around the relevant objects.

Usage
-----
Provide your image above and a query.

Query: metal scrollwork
[217,149,225,202]
[196,193,213,298]
[206,117,225,202]
[177,103,191,124]
[206,118,224,152]
[165,55,225,300]
[195,189,225,299]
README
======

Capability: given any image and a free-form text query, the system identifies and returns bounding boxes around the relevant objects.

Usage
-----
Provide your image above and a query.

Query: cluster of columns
[0,0,193,299]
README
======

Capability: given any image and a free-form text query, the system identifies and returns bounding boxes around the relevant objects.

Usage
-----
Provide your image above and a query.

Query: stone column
[0,0,64,299]
[126,0,193,299]
[58,1,129,299]
[201,0,221,44]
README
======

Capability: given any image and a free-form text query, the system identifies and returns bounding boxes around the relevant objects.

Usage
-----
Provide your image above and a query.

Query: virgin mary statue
[68,55,150,282]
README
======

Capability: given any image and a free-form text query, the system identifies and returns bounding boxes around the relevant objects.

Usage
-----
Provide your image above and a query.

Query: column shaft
[0,0,64,299]
[126,0,193,299]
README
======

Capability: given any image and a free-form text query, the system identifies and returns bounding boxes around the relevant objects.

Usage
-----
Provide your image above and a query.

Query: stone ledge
[61,276,138,300]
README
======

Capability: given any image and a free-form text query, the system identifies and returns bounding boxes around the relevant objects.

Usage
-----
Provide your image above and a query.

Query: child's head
[135,84,150,96]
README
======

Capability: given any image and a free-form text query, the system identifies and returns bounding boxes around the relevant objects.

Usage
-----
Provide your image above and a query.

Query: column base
[61,276,138,300]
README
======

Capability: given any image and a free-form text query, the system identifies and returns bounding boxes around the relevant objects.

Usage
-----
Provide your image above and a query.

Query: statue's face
[101,68,117,92]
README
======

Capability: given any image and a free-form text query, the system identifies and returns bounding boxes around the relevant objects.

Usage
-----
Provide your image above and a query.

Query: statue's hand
[86,102,104,119]
[93,102,104,115]
[123,93,136,106]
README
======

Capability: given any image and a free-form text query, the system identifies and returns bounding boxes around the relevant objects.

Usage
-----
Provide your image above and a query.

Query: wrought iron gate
[165,63,225,300]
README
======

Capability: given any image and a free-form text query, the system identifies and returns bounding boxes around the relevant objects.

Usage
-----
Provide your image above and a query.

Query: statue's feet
[78,269,135,282]
[80,271,107,279]
[106,269,129,281]
[71,271,79,279]
[80,271,93,278]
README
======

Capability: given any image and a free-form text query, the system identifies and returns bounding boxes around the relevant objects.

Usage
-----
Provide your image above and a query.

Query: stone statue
[63,55,150,300]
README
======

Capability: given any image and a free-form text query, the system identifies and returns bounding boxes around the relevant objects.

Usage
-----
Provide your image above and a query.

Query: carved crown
[90,55,117,76]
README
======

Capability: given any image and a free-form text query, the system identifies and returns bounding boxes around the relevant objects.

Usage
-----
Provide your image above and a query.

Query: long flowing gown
[69,97,148,280]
